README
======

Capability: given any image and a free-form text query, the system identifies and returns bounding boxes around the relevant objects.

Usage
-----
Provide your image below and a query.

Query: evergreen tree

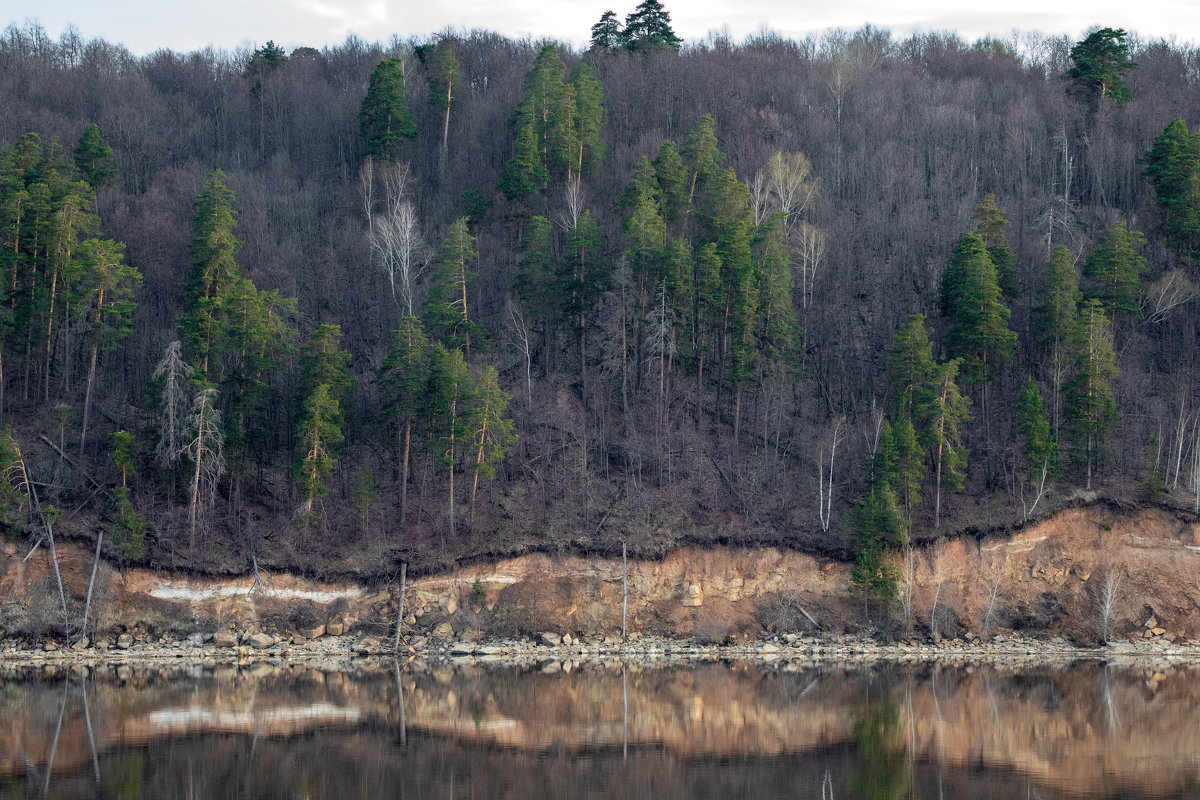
[941,233,1016,384]
[72,123,116,188]
[1067,28,1138,108]
[682,114,722,201]
[466,365,516,517]
[653,140,689,224]
[1015,376,1057,517]
[380,317,430,524]
[890,314,937,422]
[428,343,472,536]
[622,0,683,52]
[1034,245,1081,436]
[182,169,240,378]
[1065,300,1118,489]
[426,217,482,353]
[298,323,353,403]
[499,123,548,200]
[974,193,1017,298]
[1141,117,1200,261]
[1083,221,1146,316]
[568,63,606,177]
[929,359,970,528]
[428,38,461,157]
[850,482,906,605]
[359,58,416,161]
[590,10,623,50]
[296,382,343,518]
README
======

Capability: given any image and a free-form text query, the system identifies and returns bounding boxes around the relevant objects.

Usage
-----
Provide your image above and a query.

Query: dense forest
[0,8,1199,591]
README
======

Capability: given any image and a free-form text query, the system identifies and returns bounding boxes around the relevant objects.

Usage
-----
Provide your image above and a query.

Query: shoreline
[3,630,1198,672]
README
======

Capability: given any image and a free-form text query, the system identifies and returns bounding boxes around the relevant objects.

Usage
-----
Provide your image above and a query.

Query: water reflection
[1,659,1198,798]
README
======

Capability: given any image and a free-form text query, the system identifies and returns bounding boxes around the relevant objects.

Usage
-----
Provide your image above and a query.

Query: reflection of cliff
[4,662,1200,798]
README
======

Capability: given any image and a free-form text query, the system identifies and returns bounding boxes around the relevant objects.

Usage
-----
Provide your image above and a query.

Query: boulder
[117,633,134,650]
[298,624,326,640]
[431,621,455,639]
[449,641,476,655]
[214,630,238,648]
[326,621,346,636]
[540,632,561,646]
[70,637,90,651]
[248,632,275,649]
[460,628,485,643]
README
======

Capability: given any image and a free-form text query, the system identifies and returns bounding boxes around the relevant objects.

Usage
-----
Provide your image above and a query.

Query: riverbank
[3,628,1199,673]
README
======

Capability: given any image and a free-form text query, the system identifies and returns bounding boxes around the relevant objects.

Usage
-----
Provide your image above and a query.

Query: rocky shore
[3,627,1199,673]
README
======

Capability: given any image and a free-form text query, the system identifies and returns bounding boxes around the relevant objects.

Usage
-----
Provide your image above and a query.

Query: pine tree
[1015,376,1057,517]
[380,317,430,525]
[426,217,482,353]
[622,0,683,52]
[428,343,472,536]
[1067,28,1138,109]
[590,10,623,50]
[466,366,516,518]
[890,314,937,422]
[499,123,549,200]
[941,233,1016,385]
[427,38,461,158]
[653,140,689,224]
[974,193,1017,298]
[1084,221,1146,316]
[360,58,416,161]
[929,359,970,528]
[1065,300,1118,489]
[72,123,116,188]
[296,382,343,519]
[1142,118,1200,261]
[182,169,241,378]
[1033,245,1081,436]
[568,63,606,177]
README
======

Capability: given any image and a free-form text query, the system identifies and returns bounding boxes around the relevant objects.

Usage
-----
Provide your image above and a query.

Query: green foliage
[590,10,623,50]
[622,0,683,52]
[652,140,688,223]
[499,123,548,200]
[1083,221,1146,316]
[299,324,353,402]
[72,123,116,187]
[380,317,431,430]
[941,233,1016,384]
[1034,245,1081,348]
[427,39,461,111]
[850,484,905,604]
[682,114,723,200]
[1016,377,1058,477]
[929,359,971,493]
[107,486,146,561]
[1141,118,1200,262]
[359,58,416,161]
[426,217,483,352]
[466,365,517,484]
[1067,28,1137,108]
[1065,300,1118,484]
[296,382,344,511]
[111,430,137,487]
[890,314,937,421]
[974,193,1016,298]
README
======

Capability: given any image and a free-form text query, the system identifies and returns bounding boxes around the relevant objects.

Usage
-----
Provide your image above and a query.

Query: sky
[7,0,1199,55]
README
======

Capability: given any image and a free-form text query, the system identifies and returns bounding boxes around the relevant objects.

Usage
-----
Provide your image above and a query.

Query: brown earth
[2,502,1198,644]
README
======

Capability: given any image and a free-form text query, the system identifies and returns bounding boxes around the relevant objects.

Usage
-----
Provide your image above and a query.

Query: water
[1,658,1197,799]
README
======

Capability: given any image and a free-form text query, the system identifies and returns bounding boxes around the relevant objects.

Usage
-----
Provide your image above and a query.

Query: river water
[1,658,1197,799]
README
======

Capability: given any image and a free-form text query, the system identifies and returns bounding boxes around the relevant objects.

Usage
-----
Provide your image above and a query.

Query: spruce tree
[1083,221,1146,316]
[72,123,116,188]
[426,217,483,354]
[360,58,416,161]
[590,11,623,50]
[941,233,1016,385]
[380,317,430,524]
[1142,118,1200,261]
[974,193,1017,298]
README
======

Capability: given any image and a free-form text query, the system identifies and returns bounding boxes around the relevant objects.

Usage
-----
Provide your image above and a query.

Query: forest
[0,6,1198,596]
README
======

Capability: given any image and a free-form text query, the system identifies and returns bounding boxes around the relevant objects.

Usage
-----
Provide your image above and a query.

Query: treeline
[0,18,1198,578]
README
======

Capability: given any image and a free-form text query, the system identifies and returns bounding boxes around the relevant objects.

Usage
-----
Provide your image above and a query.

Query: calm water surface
[1,658,1197,799]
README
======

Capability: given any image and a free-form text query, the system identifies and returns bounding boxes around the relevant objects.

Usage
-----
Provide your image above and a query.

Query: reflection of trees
[850,698,911,800]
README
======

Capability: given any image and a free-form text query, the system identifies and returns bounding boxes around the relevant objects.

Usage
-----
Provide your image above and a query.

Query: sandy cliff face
[2,503,1198,641]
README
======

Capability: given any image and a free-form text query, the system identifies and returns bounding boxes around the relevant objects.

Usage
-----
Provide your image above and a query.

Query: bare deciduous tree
[152,341,193,470]
[362,159,428,316]
[185,387,224,549]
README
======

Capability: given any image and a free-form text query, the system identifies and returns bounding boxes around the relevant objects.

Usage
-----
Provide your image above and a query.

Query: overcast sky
[9,0,1199,55]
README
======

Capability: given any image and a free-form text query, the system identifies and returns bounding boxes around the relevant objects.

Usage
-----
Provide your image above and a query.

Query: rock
[461,628,485,643]
[476,644,504,655]
[445,597,458,615]
[248,632,275,649]
[681,583,704,607]
[214,630,238,648]
[449,641,476,655]
[562,633,574,645]
[540,632,562,646]
[43,641,58,652]
[431,621,455,639]
[403,615,416,626]
[1151,627,1166,636]
[0,540,16,556]
[1146,615,1158,629]
[70,637,89,651]
[759,642,780,653]
[326,621,346,636]
[117,633,135,650]
[298,624,326,640]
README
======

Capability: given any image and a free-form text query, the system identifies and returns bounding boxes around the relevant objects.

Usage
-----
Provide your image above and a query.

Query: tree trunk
[82,529,104,636]
[393,561,407,649]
